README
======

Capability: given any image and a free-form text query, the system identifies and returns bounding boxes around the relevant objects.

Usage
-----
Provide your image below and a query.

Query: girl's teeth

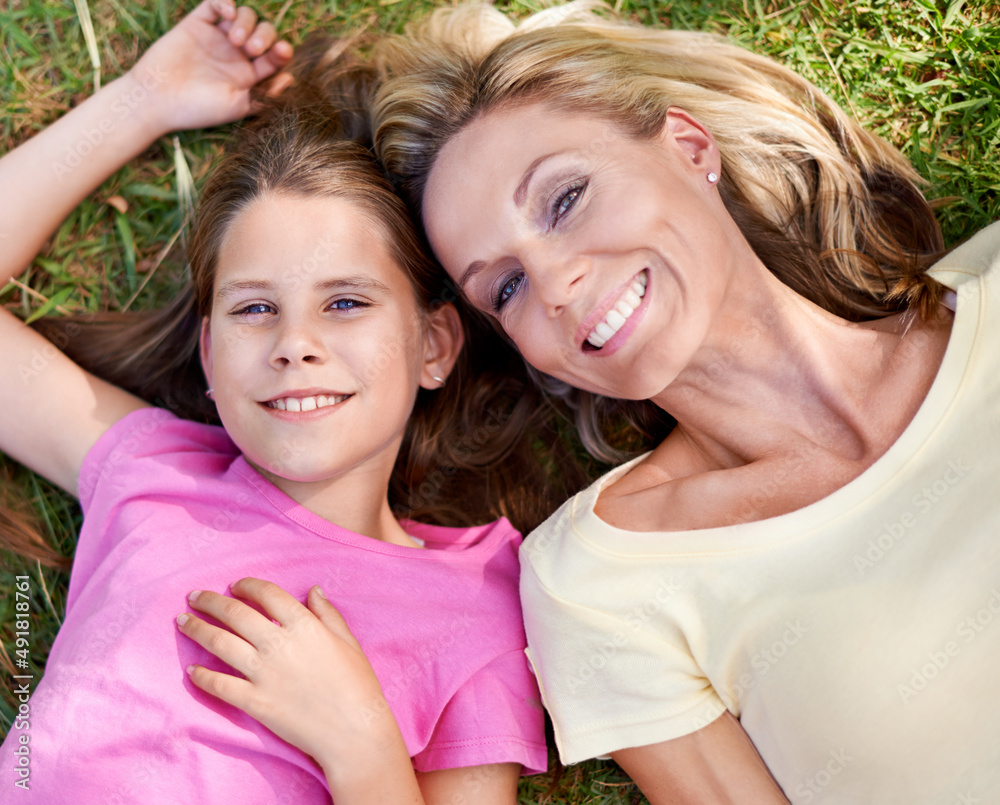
[586,271,647,349]
[268,394,348,411]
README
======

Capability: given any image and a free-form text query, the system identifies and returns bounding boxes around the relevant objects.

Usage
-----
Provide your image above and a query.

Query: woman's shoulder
[928,220,1000,290]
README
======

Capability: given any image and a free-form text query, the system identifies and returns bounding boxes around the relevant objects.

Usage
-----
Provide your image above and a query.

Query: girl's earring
[707,171,719,184]
[431,376,445,387]
[205,389,215,400]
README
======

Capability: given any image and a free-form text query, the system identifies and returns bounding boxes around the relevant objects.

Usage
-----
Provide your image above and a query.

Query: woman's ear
[199,316,214,390]
[659,107,720,177]
[419,303,464,390]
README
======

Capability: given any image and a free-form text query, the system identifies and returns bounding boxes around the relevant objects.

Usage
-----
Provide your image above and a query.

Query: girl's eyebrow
[215,276,391,302]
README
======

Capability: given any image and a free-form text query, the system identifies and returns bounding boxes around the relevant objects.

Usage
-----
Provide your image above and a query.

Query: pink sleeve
[412,649,549,776]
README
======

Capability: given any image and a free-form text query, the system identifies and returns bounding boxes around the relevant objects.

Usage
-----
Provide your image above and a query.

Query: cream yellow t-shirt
[520,222,1000,804]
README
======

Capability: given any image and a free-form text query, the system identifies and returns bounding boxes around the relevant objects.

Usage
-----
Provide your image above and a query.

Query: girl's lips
[258,391,354,420]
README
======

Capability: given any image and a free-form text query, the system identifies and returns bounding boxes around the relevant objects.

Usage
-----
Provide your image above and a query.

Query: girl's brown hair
[371,1,947,460]
[10,45,586,566]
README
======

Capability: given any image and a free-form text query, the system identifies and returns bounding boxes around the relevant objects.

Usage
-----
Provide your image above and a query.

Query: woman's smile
[581,269,648,353]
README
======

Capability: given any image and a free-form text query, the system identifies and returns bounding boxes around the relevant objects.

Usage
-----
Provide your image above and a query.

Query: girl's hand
[129,0,292,135]
[177,579,423,802]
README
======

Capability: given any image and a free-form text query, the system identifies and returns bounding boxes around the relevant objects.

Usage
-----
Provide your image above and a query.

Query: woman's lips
[583,270,648,350]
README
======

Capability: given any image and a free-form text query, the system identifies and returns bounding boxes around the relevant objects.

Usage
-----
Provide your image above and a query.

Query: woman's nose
[529,252,589,317]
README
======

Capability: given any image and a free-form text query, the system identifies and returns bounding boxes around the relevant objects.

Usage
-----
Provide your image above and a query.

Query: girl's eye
[551,182,586,226]
[493,273,523,312]
[234,303,274,316]
[328,298,368,311]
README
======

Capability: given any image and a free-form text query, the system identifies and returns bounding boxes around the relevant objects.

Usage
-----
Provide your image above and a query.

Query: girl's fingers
[229,578,312,629]
[307,586,362,650]
[244,20,277,58]
[192,0,237,24]
[186,663,256,709]
[177,611,263,678]
[252,40,294,82]
[187,589,277,648]
[228,5,259,47]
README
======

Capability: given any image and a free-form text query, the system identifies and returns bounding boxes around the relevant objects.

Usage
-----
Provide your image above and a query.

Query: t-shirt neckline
[575,264,981,556]
[229,456,507,560]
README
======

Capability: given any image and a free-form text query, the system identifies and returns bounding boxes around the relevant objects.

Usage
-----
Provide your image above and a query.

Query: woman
[367,3,1000,802]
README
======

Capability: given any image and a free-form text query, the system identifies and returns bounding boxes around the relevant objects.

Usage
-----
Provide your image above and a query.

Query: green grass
[1,0,998,801]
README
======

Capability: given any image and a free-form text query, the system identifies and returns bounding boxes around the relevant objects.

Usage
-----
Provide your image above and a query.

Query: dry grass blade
[172,136,196,250]
[73,0,102,92]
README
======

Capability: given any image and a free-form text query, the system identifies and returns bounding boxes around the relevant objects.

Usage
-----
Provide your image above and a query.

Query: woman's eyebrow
[459,260,488,290]
[514,151,564,206]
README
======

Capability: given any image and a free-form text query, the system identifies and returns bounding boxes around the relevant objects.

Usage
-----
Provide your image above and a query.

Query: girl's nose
[269,316,326,367]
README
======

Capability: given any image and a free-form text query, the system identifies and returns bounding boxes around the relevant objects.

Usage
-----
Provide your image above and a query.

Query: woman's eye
[234,303,274,316]
[551,182,586,226]
[494,274,523,312]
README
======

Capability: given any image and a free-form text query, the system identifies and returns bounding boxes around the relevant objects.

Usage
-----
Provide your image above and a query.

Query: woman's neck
[652,261,952,474]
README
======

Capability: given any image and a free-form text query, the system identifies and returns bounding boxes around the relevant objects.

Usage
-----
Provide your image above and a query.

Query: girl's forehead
[211,193,412,297]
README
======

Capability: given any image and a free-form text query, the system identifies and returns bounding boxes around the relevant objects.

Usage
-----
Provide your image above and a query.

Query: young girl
[0,3,553,801]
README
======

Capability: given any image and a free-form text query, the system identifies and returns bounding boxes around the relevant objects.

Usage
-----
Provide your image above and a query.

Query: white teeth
[595,321,615,341]
[586,271,647,349]
[606,310,626,330]
[267,394,348,412]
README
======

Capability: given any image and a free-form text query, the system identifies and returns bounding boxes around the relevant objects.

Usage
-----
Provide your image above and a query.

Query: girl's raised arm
[0,0,291,495]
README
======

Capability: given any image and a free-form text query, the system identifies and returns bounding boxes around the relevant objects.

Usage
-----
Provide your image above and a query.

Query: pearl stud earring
[707,172,719,184]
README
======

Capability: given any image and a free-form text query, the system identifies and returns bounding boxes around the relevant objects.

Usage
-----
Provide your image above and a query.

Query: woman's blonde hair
[371,1,946,460]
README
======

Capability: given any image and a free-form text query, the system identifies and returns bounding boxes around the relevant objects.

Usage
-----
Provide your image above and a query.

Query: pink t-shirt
[1,408,547,803]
